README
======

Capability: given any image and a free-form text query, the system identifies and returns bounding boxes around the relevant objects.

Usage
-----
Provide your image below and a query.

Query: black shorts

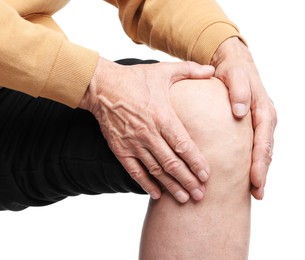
[0,58,158,211]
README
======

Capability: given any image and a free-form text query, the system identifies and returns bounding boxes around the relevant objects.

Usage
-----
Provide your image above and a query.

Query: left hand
[210,37,277,200]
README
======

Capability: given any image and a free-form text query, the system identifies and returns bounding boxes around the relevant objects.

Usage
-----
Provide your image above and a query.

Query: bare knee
[170,77,253,199]
[139,79,253,260]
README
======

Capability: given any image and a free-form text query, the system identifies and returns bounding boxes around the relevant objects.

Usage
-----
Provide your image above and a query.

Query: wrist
[78,58,103,112]
[210,37,249,67]
[78,81,96,112]
[78,57,121,113]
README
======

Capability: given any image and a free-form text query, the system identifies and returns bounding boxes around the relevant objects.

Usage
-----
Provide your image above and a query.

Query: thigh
[1,60,159,210]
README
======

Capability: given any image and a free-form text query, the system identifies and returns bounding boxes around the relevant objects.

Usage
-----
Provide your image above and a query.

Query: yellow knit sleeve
[105,0,245,64]
[0,1,99,108]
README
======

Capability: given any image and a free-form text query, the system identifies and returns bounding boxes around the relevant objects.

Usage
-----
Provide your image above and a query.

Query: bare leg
[139,78,253,260]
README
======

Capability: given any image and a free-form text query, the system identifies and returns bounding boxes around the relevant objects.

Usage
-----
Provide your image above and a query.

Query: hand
[79,57,215,203]
[211,37,277,199]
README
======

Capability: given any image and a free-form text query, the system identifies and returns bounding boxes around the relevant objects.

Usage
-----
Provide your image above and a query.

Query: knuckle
[108,141,126,157]
[260,141,273,165]
[162,158,182,175]
[155,112,169,126]
[164,181,179,193]
[183,61,193,73]
[271,107,278,126]
[128,172,155,195]
[181,178,196,191]
[134,124,160,147]
[128,169,144,182]
[164,181,176,190]
[188,161,202,175]
[174,138,191,155]
[134,126,150,141]
[149,163,164,178]
[263,99,278,127]
[267,104,277,122]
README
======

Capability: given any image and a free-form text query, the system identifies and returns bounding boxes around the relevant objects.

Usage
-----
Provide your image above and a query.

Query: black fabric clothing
[0,58,158,211]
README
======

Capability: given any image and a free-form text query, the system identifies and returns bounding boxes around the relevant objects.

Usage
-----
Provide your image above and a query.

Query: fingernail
[233,103,247,117]
[174,191,189,203]
[198,170,209,182]
[203,65,215,72]
[260,188,265,200]
[150,191,160,200]
[191,189,204,201]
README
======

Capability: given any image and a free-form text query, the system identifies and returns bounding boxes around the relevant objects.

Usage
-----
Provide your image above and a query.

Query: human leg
[0,58,158,211]
[0,87,144,211]
[139,78,253,259]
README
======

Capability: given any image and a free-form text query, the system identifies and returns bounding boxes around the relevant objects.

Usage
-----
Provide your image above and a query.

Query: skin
[211,37,277,199]
[79,38,277,203]
[79,57,215,203]
[139,77,253,260]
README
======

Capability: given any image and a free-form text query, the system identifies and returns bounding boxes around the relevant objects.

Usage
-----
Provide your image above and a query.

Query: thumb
[232,103,249,118]
[171,61,215,82]
[225,76,251,118]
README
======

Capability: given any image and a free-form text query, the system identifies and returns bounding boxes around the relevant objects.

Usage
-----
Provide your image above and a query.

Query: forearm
[105,0,245,64]
[0,1,99,107]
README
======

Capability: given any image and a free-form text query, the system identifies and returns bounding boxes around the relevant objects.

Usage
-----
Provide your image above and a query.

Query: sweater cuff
[39,39,99,108]
[189,22,247,65]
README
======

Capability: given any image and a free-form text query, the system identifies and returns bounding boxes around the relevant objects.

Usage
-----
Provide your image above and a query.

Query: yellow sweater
[0,0,243,108]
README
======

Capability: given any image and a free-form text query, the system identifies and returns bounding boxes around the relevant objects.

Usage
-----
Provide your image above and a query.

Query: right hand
[79,57,215,203]
[210,37,277,199]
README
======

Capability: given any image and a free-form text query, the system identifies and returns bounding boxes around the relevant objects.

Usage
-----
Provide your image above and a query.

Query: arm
[105,0,245,65]
[0,0,216,203]
[0,0,98,107]
[78,57,215,202]
[104,0,276,199]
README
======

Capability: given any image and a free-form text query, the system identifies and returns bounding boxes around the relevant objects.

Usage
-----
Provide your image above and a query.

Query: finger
[250,159,270,190]
[138,149,195,203]
[250,106,276,200]
[250,161,269,200]
[140,121,207,201]
[144,126,207,202]
[149,142,206,201]
[160,112,210,182]
[167,61,215,83]
[251,186,264,200]
[119,156,161,200]
[116,106,206,201]
[222,71,251,118]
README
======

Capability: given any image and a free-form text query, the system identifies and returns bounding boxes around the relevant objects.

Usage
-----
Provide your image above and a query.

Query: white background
[1,0,304,259]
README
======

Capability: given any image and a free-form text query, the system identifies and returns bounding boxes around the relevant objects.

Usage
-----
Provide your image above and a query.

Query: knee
[170,77,253,197]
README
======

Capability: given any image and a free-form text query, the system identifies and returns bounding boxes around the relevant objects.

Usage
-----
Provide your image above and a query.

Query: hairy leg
[139,77,253,260]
